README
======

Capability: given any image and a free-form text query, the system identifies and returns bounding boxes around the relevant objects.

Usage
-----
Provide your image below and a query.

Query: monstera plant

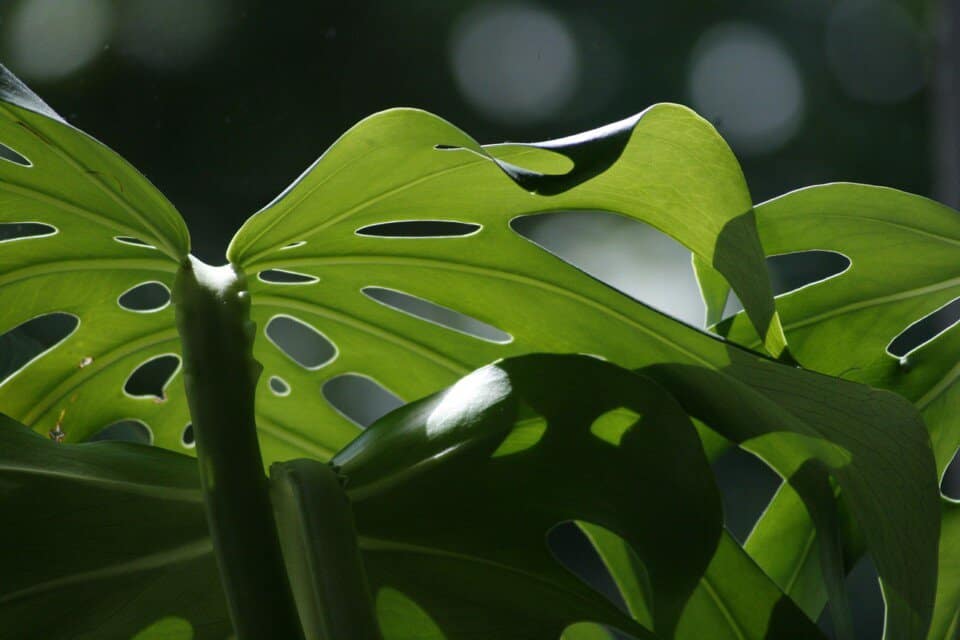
[0,63,955,640]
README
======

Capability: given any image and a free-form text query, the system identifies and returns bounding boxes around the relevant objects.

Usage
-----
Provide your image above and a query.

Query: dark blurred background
[0,0,956,638]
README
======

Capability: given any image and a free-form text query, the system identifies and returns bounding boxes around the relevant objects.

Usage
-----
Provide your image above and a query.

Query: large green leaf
[0,414,228,640]
[225,103,792,463]
[0,65,193,451]
[714,184,960,636]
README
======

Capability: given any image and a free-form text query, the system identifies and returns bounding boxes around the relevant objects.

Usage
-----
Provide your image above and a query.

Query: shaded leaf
[0,413,228,640]
[334,354,728,639]
[718,184,960,636]
[720,184,960,474]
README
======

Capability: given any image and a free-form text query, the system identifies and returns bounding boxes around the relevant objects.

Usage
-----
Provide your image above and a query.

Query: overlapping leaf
[711,184,960,636]
[717,184,960,472]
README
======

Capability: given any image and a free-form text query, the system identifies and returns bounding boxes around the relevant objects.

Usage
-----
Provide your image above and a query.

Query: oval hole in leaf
[269,375,290,396]
[86,419,152,445]
[281,240,306,250]
[114,236,156,249]
[0,222,56,243]
[492,415,547,458]
[356,220,481,238]
[887,297,960,358]
[258,269,319,285]
[590,407,642,446]
[363,286,512,344]
[711,446,782,543]
[118,282,171,312]
[0,312,78,383]
[124,354,180,400]
[265,315,337,369]
[511,211,708,326]
[131,617,193,639]
[375,587,444,637]
[322,373,403,428]
[767,250,852,296]
[181,423,195,448]
[942,448,960,499]
[546,521,629,613]
[0,142,30,167]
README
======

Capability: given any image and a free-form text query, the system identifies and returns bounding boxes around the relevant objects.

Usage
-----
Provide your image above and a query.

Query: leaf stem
[271,459,383,640]
[173,255,304,639]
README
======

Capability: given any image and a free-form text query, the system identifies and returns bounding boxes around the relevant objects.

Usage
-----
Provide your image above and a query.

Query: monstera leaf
[224,102,795,462]
[706,184,960,637]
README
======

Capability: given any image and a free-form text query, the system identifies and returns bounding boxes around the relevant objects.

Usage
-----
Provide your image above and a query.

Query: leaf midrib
[0,463,201,502]
[0,257,175,289]
[358,536,633,623]
[253,255,721,373]
[0,537,211,605]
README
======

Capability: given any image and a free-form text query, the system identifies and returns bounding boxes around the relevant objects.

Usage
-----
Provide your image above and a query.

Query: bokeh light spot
[688,22,805,156]
[826,0,927,104]
[5,0,112,81]
[115,0,233,70]
[450,3,580,125]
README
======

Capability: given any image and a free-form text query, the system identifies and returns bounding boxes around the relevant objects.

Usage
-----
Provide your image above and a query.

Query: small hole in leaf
[269,375,290,396]
[114,236,156,249]
[887,297,960,358]
[363,286,512,344]
[712,446,782,543]
[258,269,319,285]
[0,222,56,243]
[767,250,851,296]
[942,448,960,499]
[0,312,78,382]
[86,420,152,445]
[356,220,481,238]
[265,316,337,369]
[322,373,403,427]
[124,354,180,400]
[182,423,195,448]
[375,588,444,636]
[0,142,30,167]
[547,522,630,614]
[118,282,171,312]
[590,407,642,446]
[281,240,306,250]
